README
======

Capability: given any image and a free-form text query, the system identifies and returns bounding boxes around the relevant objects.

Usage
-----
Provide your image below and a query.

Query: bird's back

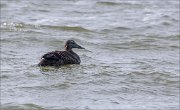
[38,50,81,66]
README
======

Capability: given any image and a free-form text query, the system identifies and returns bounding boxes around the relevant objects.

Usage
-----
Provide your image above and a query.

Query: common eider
[38,40,85,67]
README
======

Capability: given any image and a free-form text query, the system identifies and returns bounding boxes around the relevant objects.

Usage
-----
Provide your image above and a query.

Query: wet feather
[38,40,84,67]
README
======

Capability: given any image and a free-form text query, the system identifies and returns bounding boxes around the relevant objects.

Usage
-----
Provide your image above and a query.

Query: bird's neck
[66,48,75,54]
[65,45,72,51]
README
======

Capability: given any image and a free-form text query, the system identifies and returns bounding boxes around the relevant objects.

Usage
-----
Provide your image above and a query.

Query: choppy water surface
[1,0,179,109]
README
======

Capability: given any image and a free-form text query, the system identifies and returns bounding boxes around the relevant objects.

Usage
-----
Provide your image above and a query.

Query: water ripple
[40,25,94,32]
[1,103,45,110]
[1,21,96,33]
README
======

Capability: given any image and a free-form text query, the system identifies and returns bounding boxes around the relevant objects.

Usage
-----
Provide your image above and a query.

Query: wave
[1,22,95,33]
[0,3,7,8]
[96,1,120,6]
[126,71,179,87]
[40,25,93,32]
[1,103,45,110]
[102,38,179,50]
[0,22,41,33]
[96,1,143,8]
[20,83,70,90]
[101,26,132,33]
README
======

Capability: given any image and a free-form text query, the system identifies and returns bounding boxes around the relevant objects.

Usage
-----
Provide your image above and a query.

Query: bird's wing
[55,51,77,64]
[41,51,59,60]
[41,51,76,64]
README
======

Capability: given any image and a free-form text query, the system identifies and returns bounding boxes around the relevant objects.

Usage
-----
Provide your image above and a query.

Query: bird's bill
[75,43,85,49]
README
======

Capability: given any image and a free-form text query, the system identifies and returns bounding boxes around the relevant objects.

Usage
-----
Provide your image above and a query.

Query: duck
[38,40,85,67]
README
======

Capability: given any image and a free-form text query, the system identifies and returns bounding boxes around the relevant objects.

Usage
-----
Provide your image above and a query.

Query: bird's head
[65,40,85,51]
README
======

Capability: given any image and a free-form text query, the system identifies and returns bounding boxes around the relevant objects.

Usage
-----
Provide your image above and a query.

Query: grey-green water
[1,0,179,109]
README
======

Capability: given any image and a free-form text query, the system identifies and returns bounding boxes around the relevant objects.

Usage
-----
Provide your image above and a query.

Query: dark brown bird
[38,40,85,67]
